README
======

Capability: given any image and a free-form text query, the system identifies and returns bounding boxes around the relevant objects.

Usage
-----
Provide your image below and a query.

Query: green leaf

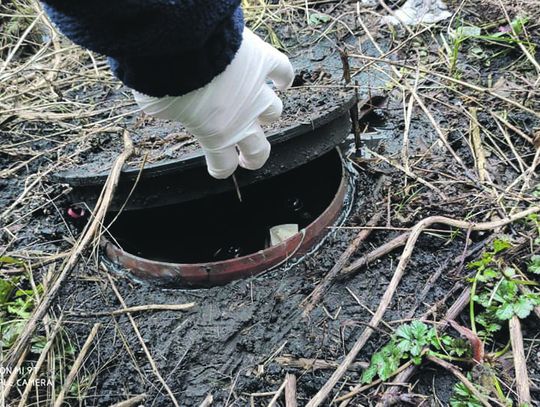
[503,268,516,278]
[361,364,378,384]
[396,339,412,353]
[396,324,413,341]
[493,239,511,253]
[528,255,540,274]
[450,380,485,407]
[477,268,499,282]
[362,338,406,383]
[476,312,502,334]
[496,280,518,302]
[0,320,25,348]
[0,279,16,304]
[474,292,492,307]
[453,25,482,39]
[513,297,534,319]
[510,16,528,35]
[412,355,422,365]
[410,342,423,357]
[495,302,514,320]
[441,335,454,346]
[31,335,48,353]
[308,12,331,26]
[0,256,24,266]
[410,320,429,338]
[379,355,400,380]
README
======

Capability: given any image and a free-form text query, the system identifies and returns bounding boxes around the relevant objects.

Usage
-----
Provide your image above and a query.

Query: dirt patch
[1,1,540,406]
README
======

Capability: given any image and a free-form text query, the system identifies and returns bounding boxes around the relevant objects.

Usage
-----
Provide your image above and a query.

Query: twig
[356,13,471,177]
[509,316,531,405]
[268,378,288,407]
[285,374,297,407]
[53,323,101,407]
[491,112,535,145]
[16,317,64,407]
[497,0,540,75]
[366,149,447,200]
[110,394,147,407]
[426,355,493,407]
[340,232,411,277]
[231,174,243,203]
[302,210,383,314]
[350,54,540,119]
[5,130,134,369]
[469,108,488,182]
[107,274,181,407]
[275,356,368,372]
[305,207,540,407]
[198,394,214,407]
[70,303,196,317]
[0,11,44,76]
[2,345,30,402]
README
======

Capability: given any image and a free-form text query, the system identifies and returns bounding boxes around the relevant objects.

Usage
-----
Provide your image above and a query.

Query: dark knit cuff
[108,7,244,97]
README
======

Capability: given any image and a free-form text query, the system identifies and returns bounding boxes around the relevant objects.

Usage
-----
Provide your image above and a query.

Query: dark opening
[106,149,343,263]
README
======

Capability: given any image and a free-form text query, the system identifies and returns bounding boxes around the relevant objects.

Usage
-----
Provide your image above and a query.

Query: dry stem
[53,323,101,407]
[302,210,383,315]
[107,274,181,407]
[509,316,531,405]
[5,130,134,369]
[306,207,539,407]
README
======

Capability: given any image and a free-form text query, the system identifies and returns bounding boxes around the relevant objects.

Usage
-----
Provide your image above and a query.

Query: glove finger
[258,85,283,125]
[266,50,295,91]
[132,90,180,120]
[203,146,239,179]
[237,123,271,171]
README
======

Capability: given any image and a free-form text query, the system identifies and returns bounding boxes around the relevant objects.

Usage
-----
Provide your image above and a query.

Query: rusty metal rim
[102,150,350,288]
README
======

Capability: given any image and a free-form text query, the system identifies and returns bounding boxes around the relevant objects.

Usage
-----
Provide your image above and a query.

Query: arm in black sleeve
[41,0,244,97]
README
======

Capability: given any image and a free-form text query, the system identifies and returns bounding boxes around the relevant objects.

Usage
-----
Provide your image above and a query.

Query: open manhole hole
[103,148,353,288]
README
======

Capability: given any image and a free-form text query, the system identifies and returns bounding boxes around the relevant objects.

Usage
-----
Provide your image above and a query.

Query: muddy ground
[1,0,540,406]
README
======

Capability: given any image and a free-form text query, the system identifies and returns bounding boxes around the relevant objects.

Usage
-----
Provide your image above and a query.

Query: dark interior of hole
[106,149,343,264]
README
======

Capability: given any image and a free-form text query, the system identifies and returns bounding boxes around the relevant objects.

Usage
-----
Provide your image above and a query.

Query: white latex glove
[133,28,295,179]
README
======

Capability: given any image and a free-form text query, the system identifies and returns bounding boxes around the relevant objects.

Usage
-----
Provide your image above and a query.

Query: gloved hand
[133,28,295,179]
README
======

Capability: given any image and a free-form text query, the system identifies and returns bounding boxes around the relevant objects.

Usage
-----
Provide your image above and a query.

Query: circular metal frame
[102,150,351,288]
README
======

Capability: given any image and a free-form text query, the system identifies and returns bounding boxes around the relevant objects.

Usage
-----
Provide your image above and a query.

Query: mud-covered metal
[57,94,355,211]
[102,153,350,288]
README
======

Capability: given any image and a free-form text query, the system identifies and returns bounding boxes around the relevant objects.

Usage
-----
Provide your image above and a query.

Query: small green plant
[307,12,331,26]
[0,276,43,352]
[468,239,540,339]
[0,256,44,355]
[527,213,540,245]
[447,17,534,78]
[361,321,470,383]
[450,379,489,407]
[528,255,540,274]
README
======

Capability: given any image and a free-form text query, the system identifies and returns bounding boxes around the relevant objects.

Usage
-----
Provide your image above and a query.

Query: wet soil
[56,175,469,406]
[2,1,540,406]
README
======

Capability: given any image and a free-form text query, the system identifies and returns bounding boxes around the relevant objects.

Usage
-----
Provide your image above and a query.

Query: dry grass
[0,0,539,405]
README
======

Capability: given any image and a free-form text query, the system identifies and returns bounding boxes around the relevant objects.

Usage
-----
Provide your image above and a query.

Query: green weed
[447,17,534,78]
[362,320,471,384]
[469,239,540,339]
[0,256,44,355]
